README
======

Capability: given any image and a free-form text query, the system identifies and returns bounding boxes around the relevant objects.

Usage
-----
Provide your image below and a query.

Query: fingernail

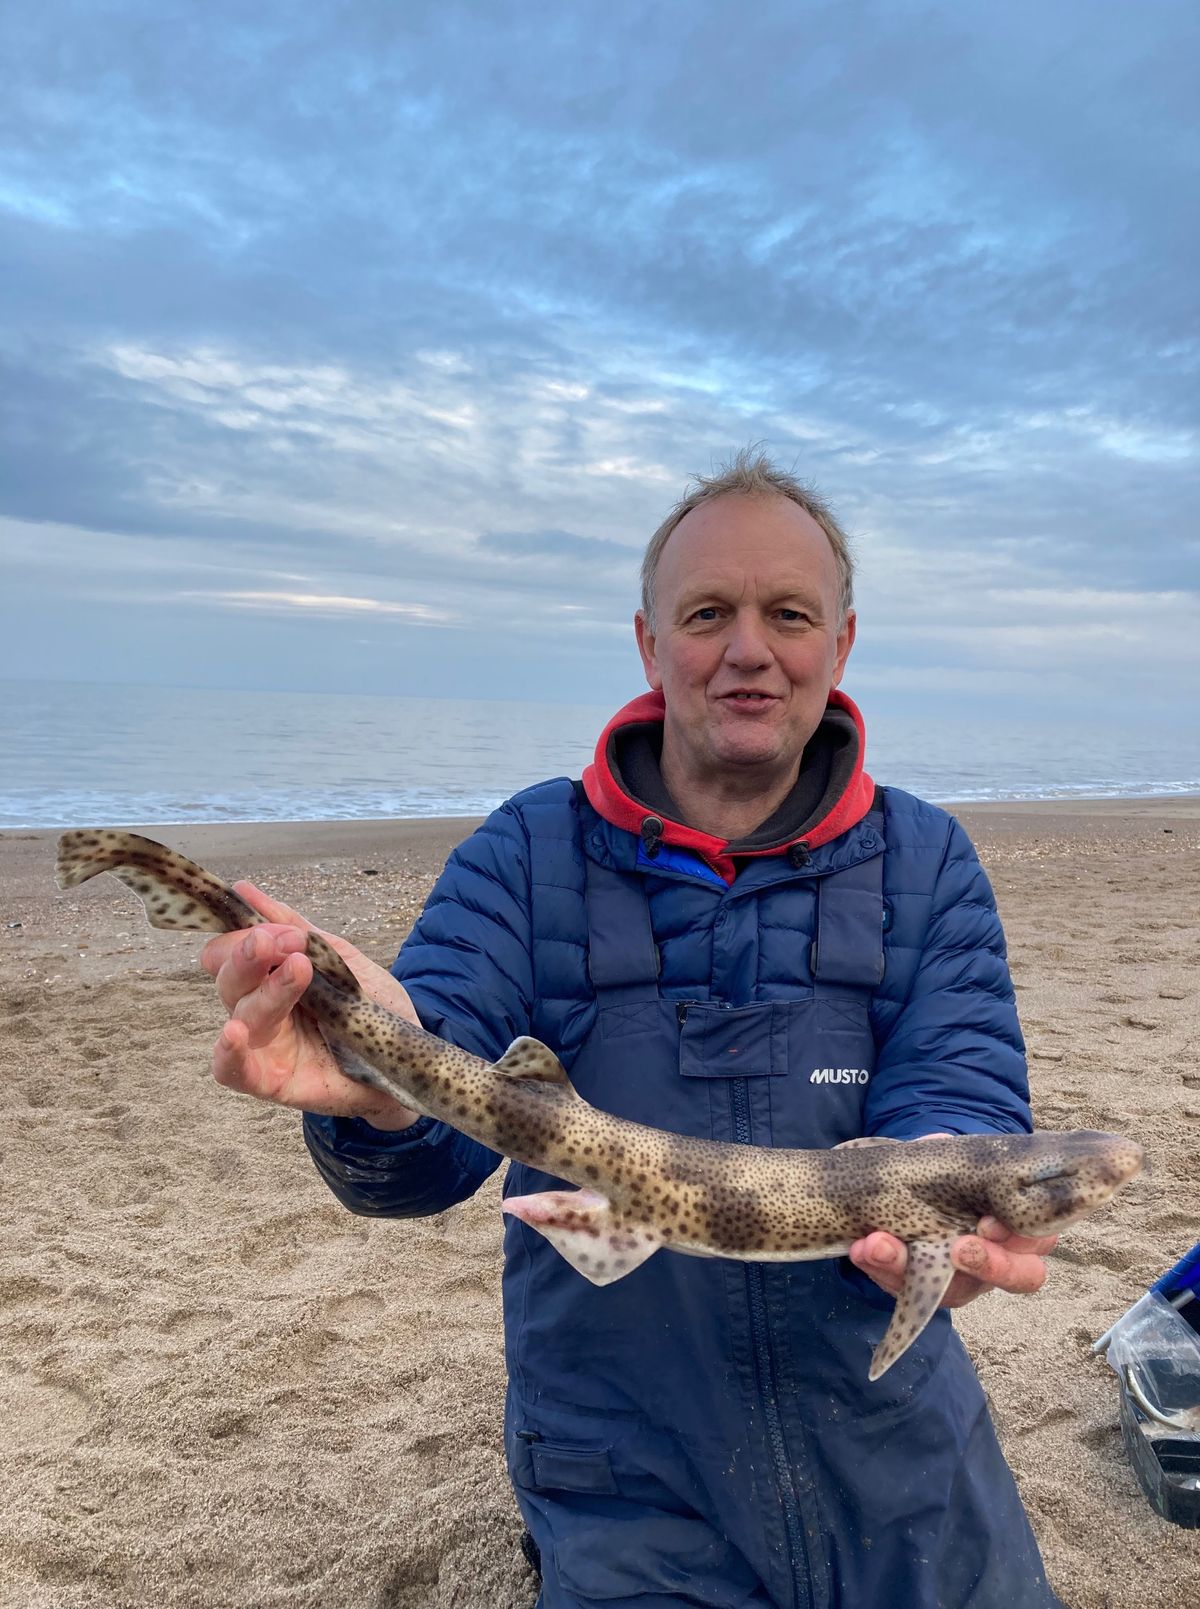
[242,934,256,960]
[956,1240,986,1271]
[872,1244,896,1267]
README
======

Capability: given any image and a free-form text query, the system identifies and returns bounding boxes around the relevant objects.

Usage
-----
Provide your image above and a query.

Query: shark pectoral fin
[495,1036,571,1084]
[322,1035,427,1114]
[868,1239,957,1382]
[502,1189,660,1286]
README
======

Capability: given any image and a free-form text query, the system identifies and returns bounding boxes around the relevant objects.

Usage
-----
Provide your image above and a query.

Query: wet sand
[1,799,1197,1607]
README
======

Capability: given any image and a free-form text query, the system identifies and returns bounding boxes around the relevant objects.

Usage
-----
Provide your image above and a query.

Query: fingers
[199,882,312,979]
[950,1232,1050,1295]
[210,949,315,1096]
[230,947,313,1044]
[849,1224,1054,1305]
[848,1231,907,1295]
[212,1015,252,1089]
[976,1217,1059,1257]
[210,925,309,1010]
[200,920,305,979]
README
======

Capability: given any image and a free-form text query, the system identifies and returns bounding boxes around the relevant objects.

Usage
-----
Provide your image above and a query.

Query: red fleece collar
[581,688,875,883]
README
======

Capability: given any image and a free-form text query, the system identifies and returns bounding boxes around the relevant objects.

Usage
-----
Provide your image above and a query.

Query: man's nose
[723,611,773,669]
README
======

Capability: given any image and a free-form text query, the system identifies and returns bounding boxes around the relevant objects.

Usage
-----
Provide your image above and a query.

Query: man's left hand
[843,1132,1057,1308]
[847,1217,1058,1309]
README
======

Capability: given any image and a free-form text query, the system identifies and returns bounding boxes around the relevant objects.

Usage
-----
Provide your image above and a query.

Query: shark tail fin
[868,1238,957,1381]
[503,1189,660,1286]
[55,829,363,996]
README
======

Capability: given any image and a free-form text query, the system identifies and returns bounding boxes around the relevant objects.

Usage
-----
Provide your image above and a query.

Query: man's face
[635,493,856,786]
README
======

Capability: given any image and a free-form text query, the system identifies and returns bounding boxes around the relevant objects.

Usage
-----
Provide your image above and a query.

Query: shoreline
[4,789,1199,848]
[2,789,1199,841]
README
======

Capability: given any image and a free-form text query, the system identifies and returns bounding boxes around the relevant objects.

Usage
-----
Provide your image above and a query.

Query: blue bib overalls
[502,814,1059,1609]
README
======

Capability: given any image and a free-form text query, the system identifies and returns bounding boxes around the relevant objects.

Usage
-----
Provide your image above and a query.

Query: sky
[2,0,1197,723]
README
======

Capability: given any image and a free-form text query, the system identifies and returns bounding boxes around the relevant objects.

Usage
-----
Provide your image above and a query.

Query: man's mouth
[719,691,778,703]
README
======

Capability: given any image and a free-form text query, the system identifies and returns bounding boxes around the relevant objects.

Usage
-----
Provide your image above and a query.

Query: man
[203,452,1061,1609]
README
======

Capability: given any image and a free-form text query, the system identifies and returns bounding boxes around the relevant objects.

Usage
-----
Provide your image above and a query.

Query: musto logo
[809,1067,871,1085]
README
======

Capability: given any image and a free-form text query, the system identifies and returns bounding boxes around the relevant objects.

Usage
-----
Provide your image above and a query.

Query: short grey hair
[639,447,855,631]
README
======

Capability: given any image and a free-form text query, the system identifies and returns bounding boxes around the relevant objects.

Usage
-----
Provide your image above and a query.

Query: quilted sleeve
[302,798,535,1216]
[864,814,1032,1140]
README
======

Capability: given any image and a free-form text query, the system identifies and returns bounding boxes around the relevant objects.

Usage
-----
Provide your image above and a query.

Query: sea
[1,678,1196,830]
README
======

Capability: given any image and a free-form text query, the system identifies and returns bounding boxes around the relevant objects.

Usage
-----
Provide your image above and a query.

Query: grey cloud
[1,0,1195,715]
[477,530,635,564]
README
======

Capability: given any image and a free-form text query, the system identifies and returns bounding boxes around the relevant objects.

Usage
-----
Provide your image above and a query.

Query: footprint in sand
[1147,1208,1197,1236]
[0,1369,98,1451]
[159,1306,233,1340]
[206,1407,258,1443]
[1054,1241,1137,1273]
[1014,1405,1076,1438]
[321,1289,386,1330]
[1077,1421,1122,1453]
[408,1427,475,1487]
[235,1207,370,1275]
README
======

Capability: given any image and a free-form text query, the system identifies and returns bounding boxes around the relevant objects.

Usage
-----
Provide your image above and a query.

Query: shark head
[981,1130,1144,1236]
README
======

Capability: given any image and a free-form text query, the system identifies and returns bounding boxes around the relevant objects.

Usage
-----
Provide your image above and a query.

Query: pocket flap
[528,1441,619,1495]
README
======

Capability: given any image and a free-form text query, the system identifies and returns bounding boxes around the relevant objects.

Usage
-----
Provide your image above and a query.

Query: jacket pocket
[678,1001,786,1080]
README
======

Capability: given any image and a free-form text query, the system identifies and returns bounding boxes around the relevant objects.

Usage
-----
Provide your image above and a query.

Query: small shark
[56,829,1144,1380]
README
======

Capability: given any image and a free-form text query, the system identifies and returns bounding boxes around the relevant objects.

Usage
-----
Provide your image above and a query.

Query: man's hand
[199,881,421,1130]
[844,1134,1058,1308]
[848,1219,1058,1309]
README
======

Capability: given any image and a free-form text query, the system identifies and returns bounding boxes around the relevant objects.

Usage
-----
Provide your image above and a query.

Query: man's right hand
[200,880,421,1131]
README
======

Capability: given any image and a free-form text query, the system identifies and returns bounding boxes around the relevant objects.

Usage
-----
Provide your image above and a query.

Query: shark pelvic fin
[495,1036,571,1084]
[502,1189,660,1285]
[868,1238,956,1381]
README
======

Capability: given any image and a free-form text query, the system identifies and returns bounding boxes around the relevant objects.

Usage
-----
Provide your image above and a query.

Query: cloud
[184,590,456,622]
[0,0,1195,720]
[477,529,634,563]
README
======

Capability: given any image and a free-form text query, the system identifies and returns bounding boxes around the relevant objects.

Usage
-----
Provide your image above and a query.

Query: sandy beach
[1,799,1197,1608]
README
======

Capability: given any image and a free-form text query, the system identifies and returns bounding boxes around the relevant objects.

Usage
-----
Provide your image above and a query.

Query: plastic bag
[1105,1291,1200,1439]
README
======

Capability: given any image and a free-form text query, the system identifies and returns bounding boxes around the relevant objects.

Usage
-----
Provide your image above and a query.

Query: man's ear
[831,610,856,688]
[634,611,662,690]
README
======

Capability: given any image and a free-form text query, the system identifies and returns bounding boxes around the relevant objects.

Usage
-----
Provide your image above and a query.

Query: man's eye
[692,607,720,622]
[778,610,809,623]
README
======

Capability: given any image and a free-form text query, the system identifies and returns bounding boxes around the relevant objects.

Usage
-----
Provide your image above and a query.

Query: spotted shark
[55,829,1144,1380]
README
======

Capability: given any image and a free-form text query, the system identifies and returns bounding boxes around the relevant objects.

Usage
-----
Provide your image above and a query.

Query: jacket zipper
[730,1074,812,1609]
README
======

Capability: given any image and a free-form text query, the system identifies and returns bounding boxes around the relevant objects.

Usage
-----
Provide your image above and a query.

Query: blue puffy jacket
[304,694,1054,1609]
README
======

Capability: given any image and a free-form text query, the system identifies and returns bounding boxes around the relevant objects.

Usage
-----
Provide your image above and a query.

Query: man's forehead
[673,564,824,600]
[659,494,837,586]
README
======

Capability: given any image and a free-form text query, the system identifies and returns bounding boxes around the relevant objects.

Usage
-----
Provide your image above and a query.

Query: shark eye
[1020,1161,1073,1187]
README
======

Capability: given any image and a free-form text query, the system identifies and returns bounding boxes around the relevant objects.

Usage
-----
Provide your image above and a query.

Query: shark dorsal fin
[496,1036,570,1084]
